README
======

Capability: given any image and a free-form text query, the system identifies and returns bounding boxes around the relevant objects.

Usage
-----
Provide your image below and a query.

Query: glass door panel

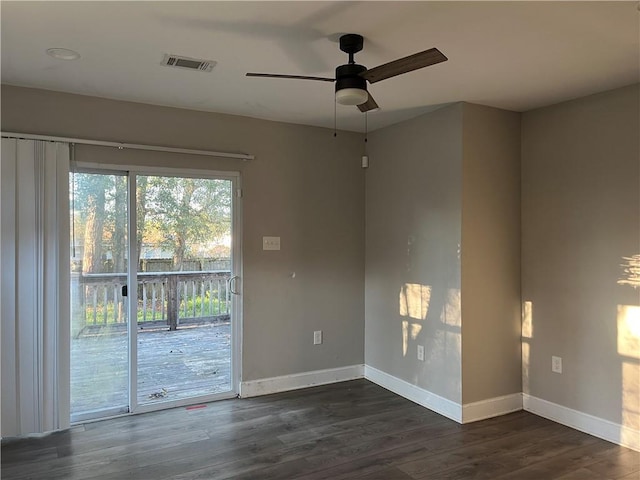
[135,175,234,406]
[70,171,129,420]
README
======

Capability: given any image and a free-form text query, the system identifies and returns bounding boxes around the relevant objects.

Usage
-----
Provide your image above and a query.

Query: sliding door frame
[72,162,243,419]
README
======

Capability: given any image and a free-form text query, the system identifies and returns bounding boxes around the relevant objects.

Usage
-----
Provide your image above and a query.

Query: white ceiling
[1,1,638,132]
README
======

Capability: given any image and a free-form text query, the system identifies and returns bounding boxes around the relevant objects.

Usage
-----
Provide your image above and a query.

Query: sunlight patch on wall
[401,320,423,357]
[618,304,640,440]
[618,254,640,288]
[522,342,530,394]
[432,290,462,400]
[522,301,533,394]
[522,301,533,339]
[399,283,431,357]
[399,283,432,320]
[621,361,640,432]
[618,305,640,359]
[441,288,461,327]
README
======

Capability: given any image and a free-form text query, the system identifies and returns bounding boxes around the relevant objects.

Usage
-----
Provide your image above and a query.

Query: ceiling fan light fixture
[247,33,447,114]
[336,88,368,106]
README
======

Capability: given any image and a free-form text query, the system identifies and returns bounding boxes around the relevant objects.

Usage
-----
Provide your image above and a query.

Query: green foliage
[84,293,229,325]
[71,173,233,273]
[179,292,229,318]
[139,176,232,270]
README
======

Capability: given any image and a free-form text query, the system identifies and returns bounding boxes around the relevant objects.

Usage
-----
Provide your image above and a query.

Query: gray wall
[521,84,640,427]
[461,104,522,404]
[364,102,522,406]
[365,103,464,402]
[1,85,366,382]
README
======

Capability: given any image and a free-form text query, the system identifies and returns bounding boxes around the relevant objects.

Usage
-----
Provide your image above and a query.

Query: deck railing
[71,270,231,335]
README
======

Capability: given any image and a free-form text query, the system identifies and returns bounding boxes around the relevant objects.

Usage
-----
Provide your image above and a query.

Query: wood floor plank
[403,425,599,479]
[355,467,415,479]
[554,467,615,480]
[1,379,636,480]
[583,447,640,479]
[491,441,625,479]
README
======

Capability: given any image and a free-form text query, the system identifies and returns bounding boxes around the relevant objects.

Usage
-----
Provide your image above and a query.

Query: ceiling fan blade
[357,93,379,113]
[246,73,335,82]
[360,48,448,84]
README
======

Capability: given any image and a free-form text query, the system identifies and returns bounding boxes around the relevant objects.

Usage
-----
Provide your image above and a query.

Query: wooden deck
[71,322,232,415]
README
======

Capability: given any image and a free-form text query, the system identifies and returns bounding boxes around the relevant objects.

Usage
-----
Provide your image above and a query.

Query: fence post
[167,275,179,331]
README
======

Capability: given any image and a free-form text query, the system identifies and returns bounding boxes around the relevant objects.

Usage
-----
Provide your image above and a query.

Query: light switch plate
[263,236,280,251]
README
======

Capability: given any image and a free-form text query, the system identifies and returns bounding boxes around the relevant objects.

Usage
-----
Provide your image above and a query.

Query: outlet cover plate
[417,345,425,361]
[552,356,562,374]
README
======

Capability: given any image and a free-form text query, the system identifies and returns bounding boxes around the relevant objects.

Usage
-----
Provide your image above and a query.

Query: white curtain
[1,138,70,436]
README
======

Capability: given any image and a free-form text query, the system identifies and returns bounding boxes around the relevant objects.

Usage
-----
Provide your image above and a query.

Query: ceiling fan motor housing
[335,63,367,93]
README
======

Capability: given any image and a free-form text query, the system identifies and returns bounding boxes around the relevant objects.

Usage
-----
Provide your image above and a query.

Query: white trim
[364,365,462,423]
[230,175,243,397]
[70,167,242,422]
[127,172,138,415]
[71,390,238,423]
[132,391,237,415]
[54,143,71,432]
[523,394,640,452]
[462,393,523,423]
[2,131,254,161]
[240,365,364,398]
[75,162,241,181]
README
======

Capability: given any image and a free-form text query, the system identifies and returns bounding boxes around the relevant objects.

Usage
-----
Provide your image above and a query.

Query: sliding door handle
[229,275,240,295]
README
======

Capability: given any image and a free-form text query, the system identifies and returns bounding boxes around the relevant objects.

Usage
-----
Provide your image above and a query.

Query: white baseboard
[462,393,523,423]
[364,365,462,422]
[240,364,364,398]
[523,394,640,452]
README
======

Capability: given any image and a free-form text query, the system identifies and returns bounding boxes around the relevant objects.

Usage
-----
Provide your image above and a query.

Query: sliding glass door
[135,174,234,407]
[70,168,239,422]
[70,171,129,420]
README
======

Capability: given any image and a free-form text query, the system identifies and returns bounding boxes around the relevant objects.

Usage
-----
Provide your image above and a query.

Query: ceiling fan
[246,33,448,113]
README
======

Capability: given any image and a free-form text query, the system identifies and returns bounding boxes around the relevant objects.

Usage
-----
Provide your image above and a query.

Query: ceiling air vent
[161,53,216,72]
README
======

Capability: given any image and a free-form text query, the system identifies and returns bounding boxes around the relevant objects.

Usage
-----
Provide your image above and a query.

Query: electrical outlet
[417,345,425,361]
[552,356,562,374]
[313,330,322,345]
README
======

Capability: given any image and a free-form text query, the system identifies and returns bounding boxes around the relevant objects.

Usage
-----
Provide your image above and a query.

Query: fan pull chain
[362,112,369,168]
[333,99,337,137]
[365,111,368,147]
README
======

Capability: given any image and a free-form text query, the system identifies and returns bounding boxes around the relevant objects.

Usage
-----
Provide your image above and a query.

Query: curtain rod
[1,131,254,161]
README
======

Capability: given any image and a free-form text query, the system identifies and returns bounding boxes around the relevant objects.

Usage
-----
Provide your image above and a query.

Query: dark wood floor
[2,380,638,479]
